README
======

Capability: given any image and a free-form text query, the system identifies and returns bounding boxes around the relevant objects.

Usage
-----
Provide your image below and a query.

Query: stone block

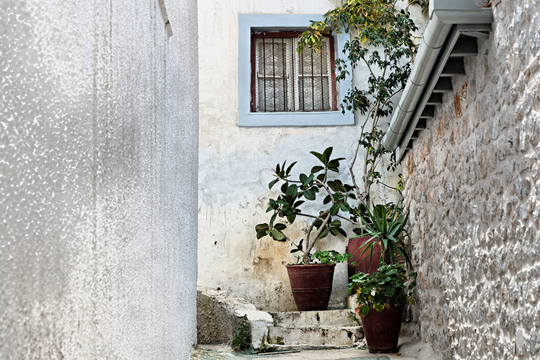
[267,326,363,347]
[400,3,540,359]
[269,310,359,328]
[196,287,273,350]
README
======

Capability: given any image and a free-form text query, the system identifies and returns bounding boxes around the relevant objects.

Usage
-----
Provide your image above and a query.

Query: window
[238,14,354,127]
[251,32,337,113]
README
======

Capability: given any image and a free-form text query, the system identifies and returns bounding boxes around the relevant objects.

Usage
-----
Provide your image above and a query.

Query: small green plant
[312,250,352,265]
[348,263,416,317]
[231,315,252,352]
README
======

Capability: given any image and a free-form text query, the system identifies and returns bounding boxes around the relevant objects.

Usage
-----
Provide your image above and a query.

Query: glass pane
[254,36,332,112]
[296,38,333,111]
[257,78,287,112]
[255,37,293,112]
[298,76,330,111]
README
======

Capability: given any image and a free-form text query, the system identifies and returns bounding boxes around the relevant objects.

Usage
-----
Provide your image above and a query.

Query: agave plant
[357,203,412,270]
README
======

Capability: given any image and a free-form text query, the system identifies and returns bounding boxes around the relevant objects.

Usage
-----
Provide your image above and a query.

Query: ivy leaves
[408,0,429,14]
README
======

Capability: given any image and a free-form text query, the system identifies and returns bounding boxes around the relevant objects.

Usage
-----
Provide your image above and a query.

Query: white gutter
[381,0,493,152]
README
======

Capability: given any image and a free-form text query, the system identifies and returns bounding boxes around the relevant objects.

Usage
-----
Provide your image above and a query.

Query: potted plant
[255,147,355,311]
[286,250,352,311]
[348,263,417,353]
[353,203,413,271]
[348,203,415,352]
[346,204,381,279]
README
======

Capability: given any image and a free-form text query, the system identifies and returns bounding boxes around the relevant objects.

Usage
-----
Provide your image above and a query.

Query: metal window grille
[250,32,337,113]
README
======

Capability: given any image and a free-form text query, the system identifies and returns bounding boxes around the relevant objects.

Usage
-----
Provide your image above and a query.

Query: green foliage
[231,315,252,352]
[348,263,416,316]
[408,0,429,14]
[312,250,352,264]
[255,147,355,265]
[255,148,414,268]
[298,0,420,203]
[356,203,412,269]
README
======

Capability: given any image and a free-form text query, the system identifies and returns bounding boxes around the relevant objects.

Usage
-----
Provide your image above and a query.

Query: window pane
[253,34,333,112]
[255,38,293,112]
[298,76,331,111]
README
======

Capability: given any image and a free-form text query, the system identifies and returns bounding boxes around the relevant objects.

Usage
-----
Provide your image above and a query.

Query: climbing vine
[298,0,420,204]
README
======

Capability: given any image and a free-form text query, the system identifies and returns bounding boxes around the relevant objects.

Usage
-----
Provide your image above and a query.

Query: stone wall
[402,1,540,359]
[0,0,198,358]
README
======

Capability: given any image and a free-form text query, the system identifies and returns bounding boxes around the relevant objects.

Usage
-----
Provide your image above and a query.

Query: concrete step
[266,325,364,347]
[346,295,357,310]
[269,309,361,328]
[264,309,417,350]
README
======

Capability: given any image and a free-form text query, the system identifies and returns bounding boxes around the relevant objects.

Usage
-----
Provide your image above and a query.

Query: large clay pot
[286,264,335,311]
[347,236,381,279]
[359,306,404,353]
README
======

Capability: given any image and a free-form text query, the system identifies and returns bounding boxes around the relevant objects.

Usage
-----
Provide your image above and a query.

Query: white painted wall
[0,0,198,358]
[198,0,427,311]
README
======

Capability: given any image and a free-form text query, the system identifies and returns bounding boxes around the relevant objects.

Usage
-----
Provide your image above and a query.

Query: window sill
[238,110,354,127]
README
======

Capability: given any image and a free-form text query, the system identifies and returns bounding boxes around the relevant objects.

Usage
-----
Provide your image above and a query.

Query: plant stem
[303,211,331,265]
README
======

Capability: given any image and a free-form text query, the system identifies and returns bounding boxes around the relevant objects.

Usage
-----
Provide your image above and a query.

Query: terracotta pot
[286,264,335,311]
[347,236,381,279]
[359,305,404,353]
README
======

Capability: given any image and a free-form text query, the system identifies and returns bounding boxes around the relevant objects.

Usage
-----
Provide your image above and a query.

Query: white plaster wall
[198,0,427,311]
[401,1,540,358]
[0,0,198,358]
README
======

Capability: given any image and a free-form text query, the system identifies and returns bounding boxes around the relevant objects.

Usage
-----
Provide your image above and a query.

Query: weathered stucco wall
[0,0,198,358]
[402,1,540,358]
[198,0,426,311]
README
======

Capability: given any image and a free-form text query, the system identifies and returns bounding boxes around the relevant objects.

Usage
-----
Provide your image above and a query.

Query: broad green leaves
[357,305,370,317]
[255,223,269,239]
[271,228,286,241]
[310,147,345,173]
[269,161,297,189]
[255,147,355,262]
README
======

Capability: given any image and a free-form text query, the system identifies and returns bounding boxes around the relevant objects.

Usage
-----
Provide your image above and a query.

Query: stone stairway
[197,288,418,352]
[265,309,364,349]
